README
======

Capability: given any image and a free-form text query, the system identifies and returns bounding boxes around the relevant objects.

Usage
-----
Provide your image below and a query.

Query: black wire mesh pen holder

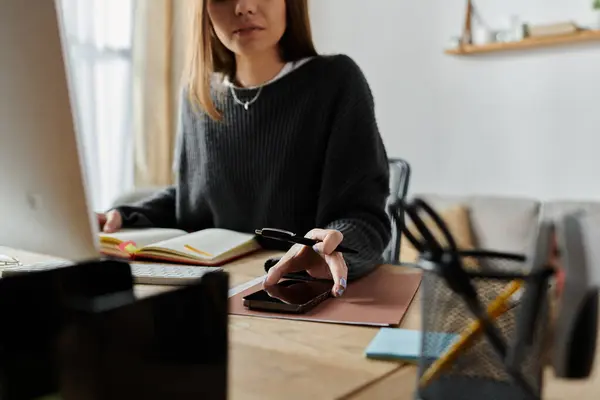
[414,251,551,400]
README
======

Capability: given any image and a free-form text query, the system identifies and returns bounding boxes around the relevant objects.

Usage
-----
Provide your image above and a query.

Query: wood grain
[2,246,599,399]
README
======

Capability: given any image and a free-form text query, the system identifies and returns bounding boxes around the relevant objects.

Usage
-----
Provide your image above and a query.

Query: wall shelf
[445,29,600,55]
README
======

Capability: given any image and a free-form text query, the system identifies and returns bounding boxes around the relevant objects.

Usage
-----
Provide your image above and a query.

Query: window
[60,0,135,211]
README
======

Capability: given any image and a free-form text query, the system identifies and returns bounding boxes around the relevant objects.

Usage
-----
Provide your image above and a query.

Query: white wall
[309,0,600,201]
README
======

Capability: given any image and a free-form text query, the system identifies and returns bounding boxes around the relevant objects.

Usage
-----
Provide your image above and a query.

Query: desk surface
[2,246,599,400]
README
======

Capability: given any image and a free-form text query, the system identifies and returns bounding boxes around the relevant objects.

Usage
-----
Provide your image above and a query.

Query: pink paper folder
[228,266,422,327]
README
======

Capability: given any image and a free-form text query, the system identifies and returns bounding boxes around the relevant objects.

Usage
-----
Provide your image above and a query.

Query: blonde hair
[183,0,318,121]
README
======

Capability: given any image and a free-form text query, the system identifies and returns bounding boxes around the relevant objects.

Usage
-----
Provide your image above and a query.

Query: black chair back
[384,158,411,263]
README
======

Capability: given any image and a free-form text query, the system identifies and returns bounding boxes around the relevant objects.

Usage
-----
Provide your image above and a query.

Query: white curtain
[59,0,136,212]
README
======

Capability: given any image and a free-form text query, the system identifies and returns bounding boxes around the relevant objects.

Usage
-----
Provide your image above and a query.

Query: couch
[406,193,600,263]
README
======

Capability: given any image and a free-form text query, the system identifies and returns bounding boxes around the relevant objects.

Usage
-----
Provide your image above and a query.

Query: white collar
[223,62,293,90]
[222,57,313,90]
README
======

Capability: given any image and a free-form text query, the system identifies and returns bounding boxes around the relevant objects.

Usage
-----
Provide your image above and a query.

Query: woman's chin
[230,40,279,58]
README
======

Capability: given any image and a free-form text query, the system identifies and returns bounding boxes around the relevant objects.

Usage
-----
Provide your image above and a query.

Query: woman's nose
[235,0,258,16]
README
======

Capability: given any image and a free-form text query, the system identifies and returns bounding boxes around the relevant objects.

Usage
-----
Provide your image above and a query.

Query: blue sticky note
[365,328,458,363]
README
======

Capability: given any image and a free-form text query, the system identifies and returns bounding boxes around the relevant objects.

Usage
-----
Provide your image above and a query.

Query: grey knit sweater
[116,54,391,279]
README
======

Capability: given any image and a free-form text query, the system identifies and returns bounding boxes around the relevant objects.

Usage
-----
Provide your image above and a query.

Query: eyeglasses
[0,255,22,267]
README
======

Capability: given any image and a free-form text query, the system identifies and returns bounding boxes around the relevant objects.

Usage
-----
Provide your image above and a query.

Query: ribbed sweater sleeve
[116,186,177,229]
[316,56,391,279]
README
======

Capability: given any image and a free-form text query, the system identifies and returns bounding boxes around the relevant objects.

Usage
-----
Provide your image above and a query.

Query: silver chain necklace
[229,85,262,110]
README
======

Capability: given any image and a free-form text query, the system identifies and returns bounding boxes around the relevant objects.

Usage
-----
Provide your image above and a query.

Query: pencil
[184,244,213,258]
[419,279,523,388]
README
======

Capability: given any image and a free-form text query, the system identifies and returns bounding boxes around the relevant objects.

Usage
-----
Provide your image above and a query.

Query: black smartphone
[243,279,333,314]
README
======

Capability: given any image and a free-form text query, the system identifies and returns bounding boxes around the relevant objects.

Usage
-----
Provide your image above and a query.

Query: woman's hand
[263,281,311,305]
[97,210,123,233]
[263,229,349,297]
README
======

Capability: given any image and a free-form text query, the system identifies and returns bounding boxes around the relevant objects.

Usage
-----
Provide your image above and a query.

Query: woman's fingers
[102,210,123,233]
[307,229,348,296]
[325,252,348,297]
[97,213,107,229]
[308,229,343,254]
[264,229,349,297]
[263,244,306,286]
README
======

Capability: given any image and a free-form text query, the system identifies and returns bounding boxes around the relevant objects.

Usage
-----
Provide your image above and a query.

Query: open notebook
[99,228,261,266]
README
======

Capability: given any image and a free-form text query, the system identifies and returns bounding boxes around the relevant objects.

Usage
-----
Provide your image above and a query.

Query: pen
[419,279,524,388]
[255,228,358,254]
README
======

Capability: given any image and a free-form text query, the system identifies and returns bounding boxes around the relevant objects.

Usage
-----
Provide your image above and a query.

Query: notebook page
[100,228,187,248]
[145,228,257,259]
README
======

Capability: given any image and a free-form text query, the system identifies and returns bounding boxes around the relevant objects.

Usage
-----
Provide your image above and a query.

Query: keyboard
[0,260,221,286]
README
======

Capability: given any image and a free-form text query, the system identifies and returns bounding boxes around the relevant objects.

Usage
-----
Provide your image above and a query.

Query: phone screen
[244,279,333,306]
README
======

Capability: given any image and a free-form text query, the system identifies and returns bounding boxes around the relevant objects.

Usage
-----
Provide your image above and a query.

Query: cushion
[467,196,540,255]
[399,204,479,269]
[413,193,540,255]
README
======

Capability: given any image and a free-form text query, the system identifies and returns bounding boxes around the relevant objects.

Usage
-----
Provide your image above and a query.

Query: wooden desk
[1,247,599,400]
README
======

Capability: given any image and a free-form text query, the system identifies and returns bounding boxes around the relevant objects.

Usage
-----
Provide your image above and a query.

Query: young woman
[98,0,391,298]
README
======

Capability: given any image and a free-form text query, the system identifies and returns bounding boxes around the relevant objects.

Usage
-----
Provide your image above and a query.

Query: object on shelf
[473,26,495,45]
[510,15,526,41]
[495,30,513,43]
[461,1,497,45]
[446,36,462,49]
[527,21,580,38]
[492,15,526,43]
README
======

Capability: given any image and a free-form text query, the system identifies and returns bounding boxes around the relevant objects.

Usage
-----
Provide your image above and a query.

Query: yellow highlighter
[419,279,523,388]
[184,244,213,258]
